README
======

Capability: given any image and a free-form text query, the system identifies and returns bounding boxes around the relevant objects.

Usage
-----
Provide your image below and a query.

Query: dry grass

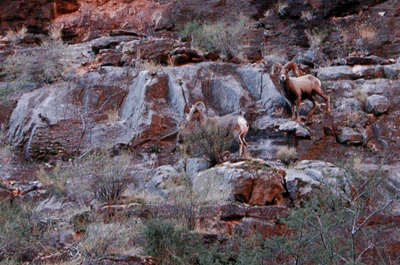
[0,124,13,165]
[305,29,328,48]
[36,150,133,204]
[276,146,297,165]
[277,0,289,16]
[36,162,67,195]
[352,88,368,109]
[48,24,64,42]
[77,219,144,260]
[301,10,313,21]
[358,25,376,43]
[6,26,28,42]
[106,108,120,125]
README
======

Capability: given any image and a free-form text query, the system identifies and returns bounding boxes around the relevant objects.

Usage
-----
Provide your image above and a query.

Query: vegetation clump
[180,14,252,58]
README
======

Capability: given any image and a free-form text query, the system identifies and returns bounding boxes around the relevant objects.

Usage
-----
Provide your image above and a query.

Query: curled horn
[186,101,207,122]
[283,61,300,77]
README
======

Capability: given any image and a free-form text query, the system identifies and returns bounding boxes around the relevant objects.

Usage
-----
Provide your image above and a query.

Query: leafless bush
[180,122,234,166]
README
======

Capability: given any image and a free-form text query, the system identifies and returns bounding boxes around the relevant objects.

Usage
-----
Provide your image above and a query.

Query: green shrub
[180,14,252,58]
[143,219,202,265]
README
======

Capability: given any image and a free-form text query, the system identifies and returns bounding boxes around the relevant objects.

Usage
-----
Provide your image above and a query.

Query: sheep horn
[283,61,300,77]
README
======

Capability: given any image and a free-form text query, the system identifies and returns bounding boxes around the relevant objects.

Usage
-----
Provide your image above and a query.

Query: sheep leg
[291,104,296,121]
[308,98,318,117]
[324,94,331,114]
[238,133,248,156]
[318,91,331,114]
[295,99,301,122]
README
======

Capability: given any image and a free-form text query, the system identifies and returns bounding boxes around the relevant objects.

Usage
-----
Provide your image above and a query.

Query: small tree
[264,159,400,264]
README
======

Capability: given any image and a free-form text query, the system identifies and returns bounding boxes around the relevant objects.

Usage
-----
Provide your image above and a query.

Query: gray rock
[177,158,211,180]
[313,66,355,81]
[192,163,245,204]
[333,98,361,115]
[352,65,384,79]
[236,64,285,113]
[295,160,334,170]
[360,79,388,95]
[313,65,384,81]
[279,120,310,138]
[365,94,390,115]
[91,36,136,53]
[324,80,354,93]
[209,75,252,115]
[236,65,263,100]
[144,165,179,194]
[285,169,320,199]
[337,127,366,145]
[254,116,310,138]
[153,9,174,30]
[285,160,349,201]
[384,64,400,79]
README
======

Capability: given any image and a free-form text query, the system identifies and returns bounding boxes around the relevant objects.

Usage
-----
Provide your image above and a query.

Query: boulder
[91,36,137,54]
[6,62,291,161]
[170,47,203,66]
[195,204,288,238]
[384,64,400,79]
[345,55,393,66]
[254,116,310,138]
[365,94,390,115]
[352,65,385,79]
[360,79,390,95]
[192,160,289,206]
[333,98,361,115]
[313,65,385,81]
[121,38,176,65]
[285,160,348,201]
[313,65,354,81]
[337,127,367,145]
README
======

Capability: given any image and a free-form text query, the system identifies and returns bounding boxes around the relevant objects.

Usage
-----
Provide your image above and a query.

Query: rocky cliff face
[1,0,400,264]
[1,0,399,57]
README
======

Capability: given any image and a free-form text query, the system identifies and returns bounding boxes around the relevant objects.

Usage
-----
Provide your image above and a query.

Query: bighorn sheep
[271,61,331,122]
[178,102,249,158]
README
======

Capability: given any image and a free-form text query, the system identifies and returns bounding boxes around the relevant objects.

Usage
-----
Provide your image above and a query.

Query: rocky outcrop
[192,160,289,206]
[7,56,285,161]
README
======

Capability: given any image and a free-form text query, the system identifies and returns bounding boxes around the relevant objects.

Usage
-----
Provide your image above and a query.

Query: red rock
[232,168,288,206]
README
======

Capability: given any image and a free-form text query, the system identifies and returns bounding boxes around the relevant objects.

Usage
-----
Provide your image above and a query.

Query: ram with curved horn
[178,102,249,159]
[271,61,330,122]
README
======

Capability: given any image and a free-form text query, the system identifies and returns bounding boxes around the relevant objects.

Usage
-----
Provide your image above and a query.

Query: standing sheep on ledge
[271,61,331,122]
[178,102,249,159]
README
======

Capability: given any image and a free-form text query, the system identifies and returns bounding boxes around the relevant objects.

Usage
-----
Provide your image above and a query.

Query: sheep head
[272,61,301,83]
